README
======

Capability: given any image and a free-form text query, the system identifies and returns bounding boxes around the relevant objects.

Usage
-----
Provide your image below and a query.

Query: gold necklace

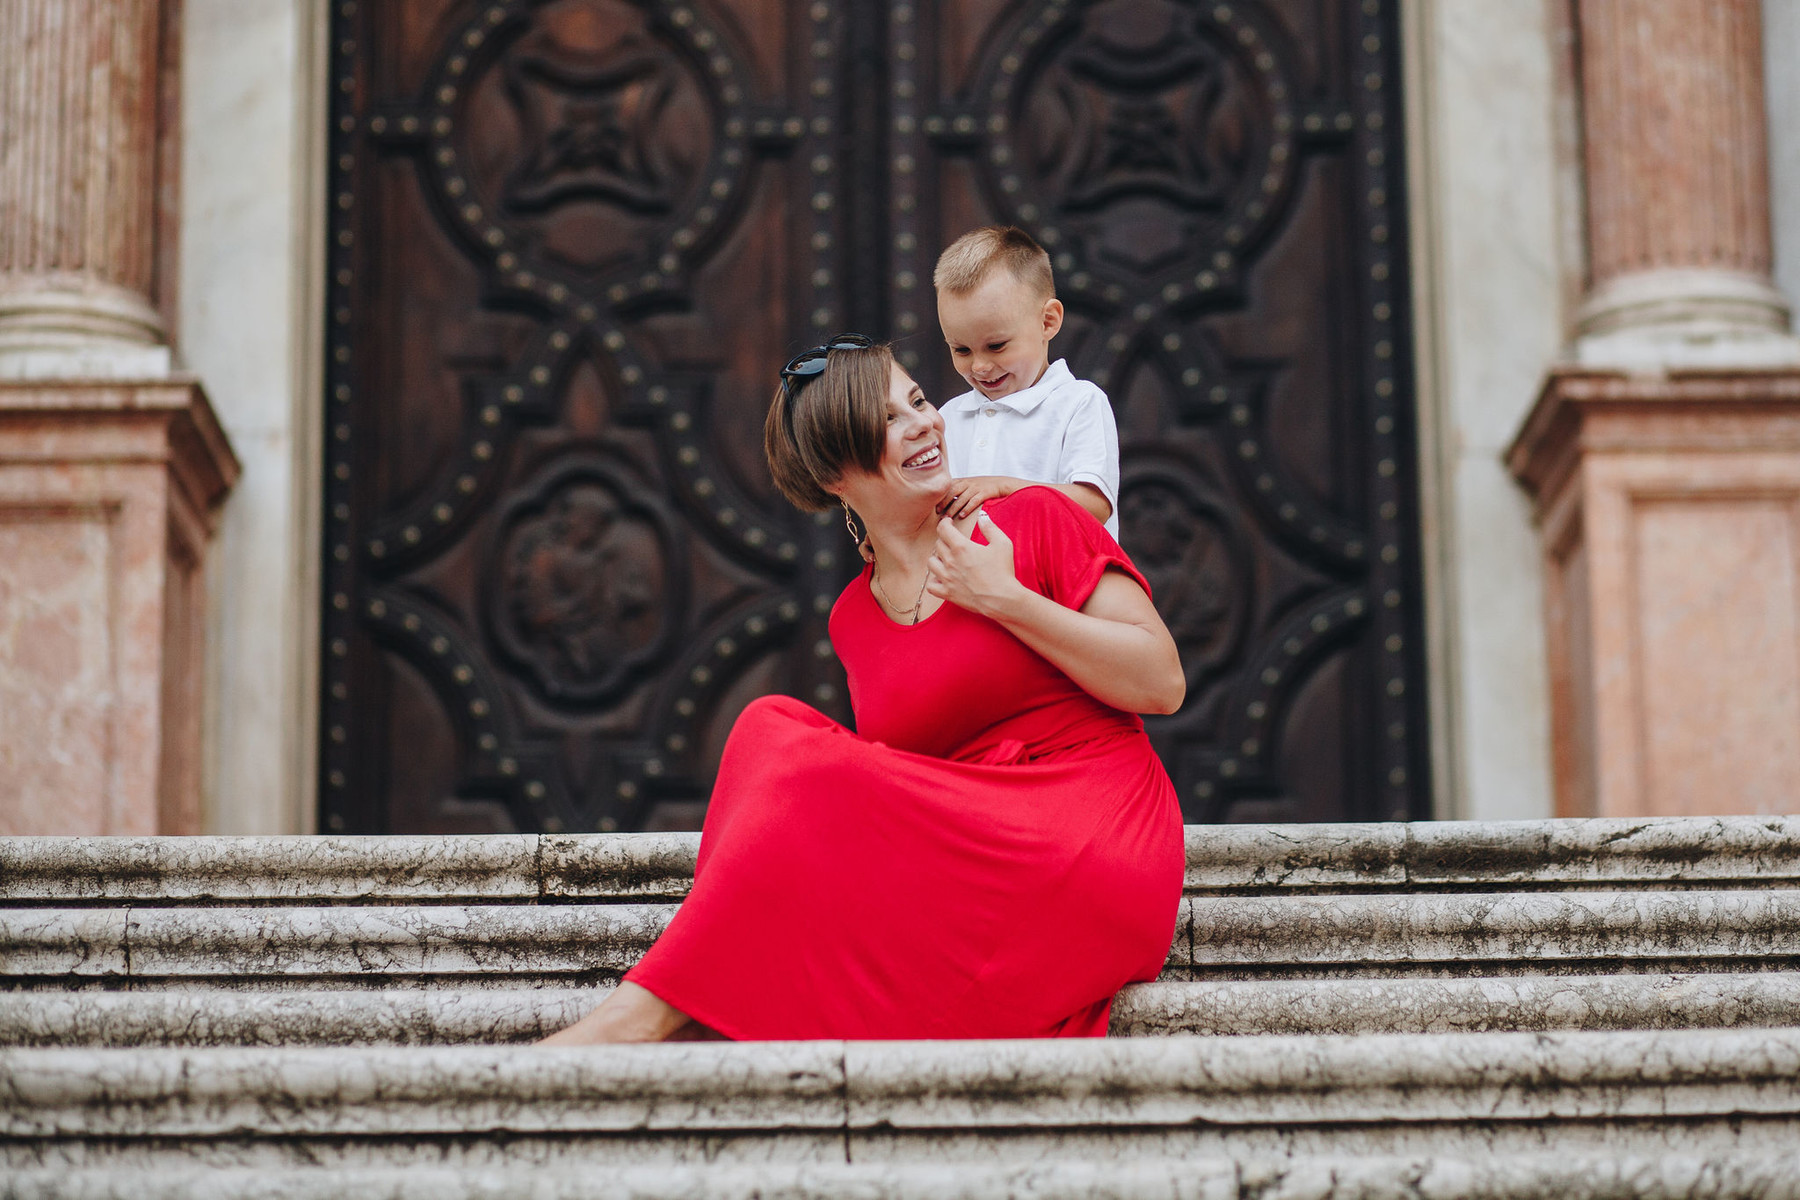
[873,565,931,625]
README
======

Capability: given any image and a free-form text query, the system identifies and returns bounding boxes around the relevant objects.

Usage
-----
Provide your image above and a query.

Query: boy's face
[937,271,1065,402]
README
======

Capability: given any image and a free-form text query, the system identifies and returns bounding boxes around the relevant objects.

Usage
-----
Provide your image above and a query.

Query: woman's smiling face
[839,362,949,513]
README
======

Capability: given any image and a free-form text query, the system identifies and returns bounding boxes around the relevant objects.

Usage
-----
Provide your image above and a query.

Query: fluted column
[0,0,172,377]
[1574,0,1798,364]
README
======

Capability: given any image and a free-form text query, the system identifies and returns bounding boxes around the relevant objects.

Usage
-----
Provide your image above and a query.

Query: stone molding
[7,816,1792,899]
[8,971,1800,1048]
[0,380,238,836]
[12,890,1797,986]
[6,1158,1800,1200]
[6,816,1796,902]
[5,1030,1799,1155]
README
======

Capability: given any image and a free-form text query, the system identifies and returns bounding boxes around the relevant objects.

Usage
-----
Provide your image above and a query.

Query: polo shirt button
[976,438,988,448]
[983,407,996,417]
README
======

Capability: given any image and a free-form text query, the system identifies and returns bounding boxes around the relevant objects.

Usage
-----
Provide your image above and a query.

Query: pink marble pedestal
[0,380,238,834]
[1509,369,1800,818]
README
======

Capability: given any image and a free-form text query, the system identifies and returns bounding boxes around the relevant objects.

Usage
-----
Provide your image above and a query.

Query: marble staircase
[3,817,1799,1197]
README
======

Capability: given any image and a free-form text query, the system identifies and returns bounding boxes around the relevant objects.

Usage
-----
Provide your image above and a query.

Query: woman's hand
[931,510,1186,715]
[926,511,1026,619]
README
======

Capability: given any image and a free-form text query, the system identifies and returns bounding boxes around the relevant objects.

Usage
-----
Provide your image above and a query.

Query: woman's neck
[860,494,948,574]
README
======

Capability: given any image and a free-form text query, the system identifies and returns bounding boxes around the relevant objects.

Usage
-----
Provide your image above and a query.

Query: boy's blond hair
[933,226,1055,300]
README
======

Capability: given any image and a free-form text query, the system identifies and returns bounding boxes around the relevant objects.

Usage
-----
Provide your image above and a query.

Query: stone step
[4,1030,1798,1172]
[6,972,1800,1047]
[1108,972,1800,1035]
[4,890,1796,989]
[4,816,1796,905]
[7,1155,1800,1200]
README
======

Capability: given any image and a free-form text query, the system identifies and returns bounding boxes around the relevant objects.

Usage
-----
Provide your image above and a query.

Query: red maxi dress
[625,487,1184,1039]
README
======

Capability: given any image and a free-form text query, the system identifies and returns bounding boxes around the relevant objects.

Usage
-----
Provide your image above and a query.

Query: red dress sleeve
[986,486,1151,611]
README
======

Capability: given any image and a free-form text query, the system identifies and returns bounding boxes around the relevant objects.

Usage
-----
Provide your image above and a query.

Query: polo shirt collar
[958,359,1073,416]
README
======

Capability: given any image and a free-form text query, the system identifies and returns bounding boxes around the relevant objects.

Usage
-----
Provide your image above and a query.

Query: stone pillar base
[0,380,238,835]
[0,275,172,382]
[1508,369,1800,818]
[1574,269,1800,371]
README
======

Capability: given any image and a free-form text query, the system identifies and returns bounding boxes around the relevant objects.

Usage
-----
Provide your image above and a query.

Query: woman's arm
[926,513,1185,714]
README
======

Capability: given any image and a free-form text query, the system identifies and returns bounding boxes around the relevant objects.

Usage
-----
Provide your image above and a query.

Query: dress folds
[625,487,1184,1039]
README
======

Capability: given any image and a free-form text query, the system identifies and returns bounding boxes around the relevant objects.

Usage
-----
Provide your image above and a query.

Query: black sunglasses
[779,333,876,400]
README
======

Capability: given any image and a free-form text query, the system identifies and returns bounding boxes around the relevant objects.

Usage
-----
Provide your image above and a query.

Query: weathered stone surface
[0,836,543,902]
[116,905,668,982]
[9,1156,1798,1200]
[1404,815,1800,887]
[6,818,1796,904]
[0,911,128,977]
[841,1029,1800,1133]
[1183,824,1410,891]
[1111,973,1800,1037]
[1183,816,1800,892]
[1180,890,1800,971]
[0,1044,846,1139]
[6,1032,1797,1172]
[7,890,1794,991]
[0,988,610,1047]
[8,973,1800,1047]
[539,833,699,899]
[3,1161,1238,1200]
[10,1030,1790,1140]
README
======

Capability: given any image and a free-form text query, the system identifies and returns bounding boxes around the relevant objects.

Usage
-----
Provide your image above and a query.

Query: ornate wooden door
[321,0,1428,833]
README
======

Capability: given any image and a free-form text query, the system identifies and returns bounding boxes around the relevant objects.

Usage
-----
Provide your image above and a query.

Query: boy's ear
[1042,297,1065,340]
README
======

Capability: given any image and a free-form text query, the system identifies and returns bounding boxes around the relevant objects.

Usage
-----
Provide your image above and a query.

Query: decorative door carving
[322,0,1428,833]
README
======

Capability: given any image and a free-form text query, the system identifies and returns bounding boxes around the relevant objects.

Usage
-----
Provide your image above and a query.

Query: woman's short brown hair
[763,341,893,511]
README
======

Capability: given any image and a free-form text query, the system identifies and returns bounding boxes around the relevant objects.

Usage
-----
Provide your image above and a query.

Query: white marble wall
[1769,0,1800,318]
[178,1,324,833]
[1403,0,1568,819]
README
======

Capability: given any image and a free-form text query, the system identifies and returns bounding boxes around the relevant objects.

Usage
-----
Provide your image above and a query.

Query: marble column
[0,0,174,378]
[1511,0,1800,818]
[0,0,238,834]
[1574,0,1798,366]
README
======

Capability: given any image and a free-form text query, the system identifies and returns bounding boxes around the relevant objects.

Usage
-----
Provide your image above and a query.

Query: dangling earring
[842,499,874,563]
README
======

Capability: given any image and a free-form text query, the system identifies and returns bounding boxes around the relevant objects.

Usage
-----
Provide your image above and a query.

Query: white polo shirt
[940,359,1121,538]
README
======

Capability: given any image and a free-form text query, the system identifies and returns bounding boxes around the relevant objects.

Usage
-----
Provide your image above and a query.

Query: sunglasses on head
[779,333,876,400]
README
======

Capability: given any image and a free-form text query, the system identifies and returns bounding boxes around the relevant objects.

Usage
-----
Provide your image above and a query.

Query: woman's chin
[911,470,952,499]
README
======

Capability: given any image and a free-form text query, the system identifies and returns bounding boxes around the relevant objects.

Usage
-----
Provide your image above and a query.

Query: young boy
[933,226,1120,538]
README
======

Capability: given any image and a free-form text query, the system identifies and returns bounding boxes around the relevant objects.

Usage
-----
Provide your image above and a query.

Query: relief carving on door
[886,0,1427,822]
[322,0,859,834]
[324,0,1429,832]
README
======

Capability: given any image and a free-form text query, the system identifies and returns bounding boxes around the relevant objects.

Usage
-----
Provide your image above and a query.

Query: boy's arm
[941,477,1111,524]
[1057,386,1121,527]
[941,475,1025,520]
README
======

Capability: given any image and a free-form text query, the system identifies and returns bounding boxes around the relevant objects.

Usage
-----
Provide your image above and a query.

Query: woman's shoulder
[985,484,1091,526]
[985,485,1146,606]
[829,566,875,625]
[984,485,1107,544]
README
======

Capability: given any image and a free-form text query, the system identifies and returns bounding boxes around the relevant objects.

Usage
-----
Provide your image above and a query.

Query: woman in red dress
[542,338,1185,1043]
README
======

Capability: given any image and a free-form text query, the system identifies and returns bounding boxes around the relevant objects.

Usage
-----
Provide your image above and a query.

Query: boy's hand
[940,476,1019,520]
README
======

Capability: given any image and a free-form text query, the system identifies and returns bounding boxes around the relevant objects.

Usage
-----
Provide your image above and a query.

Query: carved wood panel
[322,0,1429,833]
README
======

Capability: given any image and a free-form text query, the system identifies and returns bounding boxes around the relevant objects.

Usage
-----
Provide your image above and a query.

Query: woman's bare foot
[536,981,720,1045]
